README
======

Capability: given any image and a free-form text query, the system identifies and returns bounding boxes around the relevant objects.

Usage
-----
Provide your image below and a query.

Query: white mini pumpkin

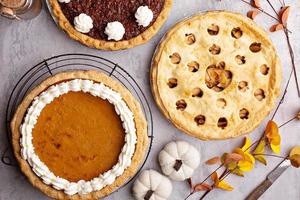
[133,169,172,200]
[158,141,200,181]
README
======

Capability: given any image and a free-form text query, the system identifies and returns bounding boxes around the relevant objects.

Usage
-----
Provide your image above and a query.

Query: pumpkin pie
[11,70,148,199]
[151,11,282,140]
[48,0,172,50]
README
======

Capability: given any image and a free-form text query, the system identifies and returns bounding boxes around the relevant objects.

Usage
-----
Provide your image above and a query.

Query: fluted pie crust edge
[11,70,148,200]
[48,0,172,50]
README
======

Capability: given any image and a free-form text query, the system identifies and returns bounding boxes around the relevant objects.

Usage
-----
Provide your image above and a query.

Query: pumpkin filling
[32,91,125,182]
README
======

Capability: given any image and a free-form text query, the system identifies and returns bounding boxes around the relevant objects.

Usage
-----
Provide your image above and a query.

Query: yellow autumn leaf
[217,180,234,191]
[241,137,251,152]
[289,146,300,168]
[253,139,267,165]
[265,120,281,154]
[231,168,244,177]
[226,161,237,170]
[211,172,234,191]
[270,143,281,154]
[290,146,300,157]
[238,160,254,172]
[233,148,255,172]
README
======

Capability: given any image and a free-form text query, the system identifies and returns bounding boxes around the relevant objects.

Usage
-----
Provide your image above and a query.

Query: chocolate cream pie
[49,0,172,50]
[11,70,148,199]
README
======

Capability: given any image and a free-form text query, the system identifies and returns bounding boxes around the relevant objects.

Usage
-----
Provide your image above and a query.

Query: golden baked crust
[151,11,282,140]
[11,70,148,199]
[48,0,172,50]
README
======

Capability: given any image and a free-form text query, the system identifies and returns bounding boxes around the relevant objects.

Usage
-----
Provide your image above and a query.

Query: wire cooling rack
[1,53,154,191]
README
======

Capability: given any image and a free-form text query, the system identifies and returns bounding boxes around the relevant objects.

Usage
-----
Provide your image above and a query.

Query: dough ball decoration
[158,141,200,181]
[64,1,154,41]
[133,170,172,200]
[151,11,282,140]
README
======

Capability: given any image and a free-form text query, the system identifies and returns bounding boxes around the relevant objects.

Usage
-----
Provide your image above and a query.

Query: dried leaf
[279,6,290,24]
[233,148,255,172]
[253,139,267,165]
[241,137,251,152]
[217,180,234,191]
[205,156,221,165]
[251,0,261,8]
[270,24,284,32]
[211,172,234,191]
[247,10,260,20]
[289,146,300,157]
[231,168,244,177]
[289,147,300,168]
[194,183,212,192]
[265,120,281,154]
[211,171,218,183]
[226,161,238,171]
[290,154,300,168]
[224,153,244,165]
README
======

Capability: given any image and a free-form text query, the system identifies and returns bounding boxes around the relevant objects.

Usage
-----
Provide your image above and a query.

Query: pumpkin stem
[174,159,183,171]
[144,190,154,200]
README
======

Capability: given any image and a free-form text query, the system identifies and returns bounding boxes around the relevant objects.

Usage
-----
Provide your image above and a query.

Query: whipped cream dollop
[74,13,93,33]
[135,6,154,27]
[104,21,125,41]
[20,79,137,196]
[58,0,70,3]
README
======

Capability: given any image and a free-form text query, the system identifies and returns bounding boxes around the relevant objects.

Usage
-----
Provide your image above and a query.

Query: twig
[278,0,284,7]
[240,0,277,21]
[279,116,297,128]
[184,164,224,200]
[284,28,300,97]
[265,0,300,97]
[266,0,279,17]
[271,69,293,120]
[199,169,228,200]
[239,0,292,32]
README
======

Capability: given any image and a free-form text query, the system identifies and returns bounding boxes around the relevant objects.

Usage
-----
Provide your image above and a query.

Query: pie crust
[48,0,172,50]
[11,70,148,199]
[151,11,282,140]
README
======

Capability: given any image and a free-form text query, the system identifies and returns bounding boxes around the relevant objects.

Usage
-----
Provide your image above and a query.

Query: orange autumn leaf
[279,6,290,24]
[251,0,261,8]
[253,139,267,165]
[194,183,212,192]
[211,172,234,191]
[270,24,284,32]
[247,10,260,20]
[205,156,221,165]
[265,120,281,154]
